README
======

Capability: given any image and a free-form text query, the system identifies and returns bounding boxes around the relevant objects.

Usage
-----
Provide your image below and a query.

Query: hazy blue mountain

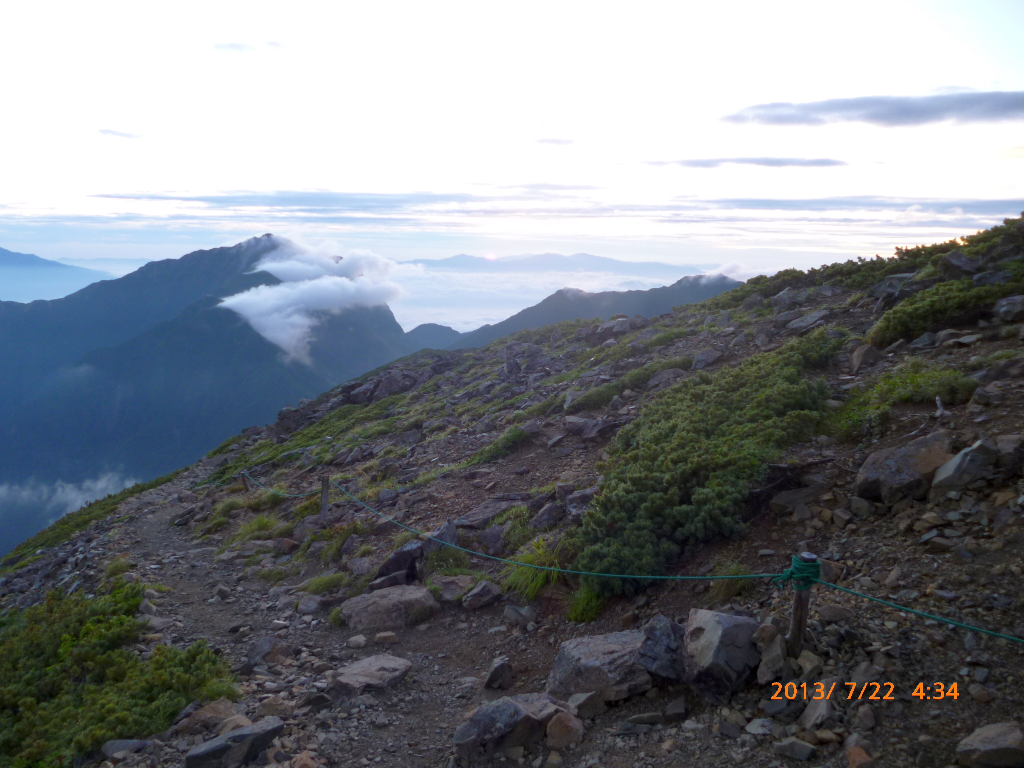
[449,274,741,349]
[410,252,702,279]
[0,235,460,554]
[0,247,110,302]
[404,322,464,349]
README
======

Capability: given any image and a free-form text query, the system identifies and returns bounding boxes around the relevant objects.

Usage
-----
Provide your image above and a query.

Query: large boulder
[338,586,439,630]
[939,250,980,279]
[184,717,284,768]
[932,439,1000,491]
[329,654,413,698]
[956,722,1024,767]
[647,369,685,390]
[638,614,686,681]
[373,370,418,402]
[453,693,567,760]
[855,430,955,504]
[994,295,1024,323]
[546,630,652,701]
[682,608,760,705]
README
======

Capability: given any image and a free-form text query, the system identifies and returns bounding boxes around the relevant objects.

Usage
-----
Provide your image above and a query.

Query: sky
[2,1,1024,329]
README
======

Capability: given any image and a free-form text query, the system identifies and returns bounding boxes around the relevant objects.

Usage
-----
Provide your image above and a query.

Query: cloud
[654,157,846,168]
[214,42,255,52]
[99,129,139,139]
[725,91,1024,126]
[219,240,401,363]
[0,473,136,554]
[536,138,574,145]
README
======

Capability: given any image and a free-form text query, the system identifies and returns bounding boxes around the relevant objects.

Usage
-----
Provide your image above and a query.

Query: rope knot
[772,556,820,592]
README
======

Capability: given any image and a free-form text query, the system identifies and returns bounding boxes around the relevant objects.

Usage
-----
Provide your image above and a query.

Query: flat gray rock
[339,585,439,630]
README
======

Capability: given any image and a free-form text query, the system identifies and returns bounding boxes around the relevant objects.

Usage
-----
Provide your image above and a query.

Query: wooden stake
[320,475,330,516]
[785,551,818,659]
[240,474,250,492]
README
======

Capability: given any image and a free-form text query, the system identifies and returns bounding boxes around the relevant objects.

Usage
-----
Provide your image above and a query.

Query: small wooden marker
[785,551,818,658]
[239,474,250,492]
[320,475,330,516]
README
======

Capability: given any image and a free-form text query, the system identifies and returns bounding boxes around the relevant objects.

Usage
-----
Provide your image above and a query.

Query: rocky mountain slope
[3,215,1024,768]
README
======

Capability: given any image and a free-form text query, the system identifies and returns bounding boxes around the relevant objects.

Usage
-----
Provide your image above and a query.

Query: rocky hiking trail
[5,226,1024,768]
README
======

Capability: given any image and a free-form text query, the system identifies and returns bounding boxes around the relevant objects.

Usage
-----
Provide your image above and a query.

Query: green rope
[329,479,1024,645]
[814,579,1024,645]
[772,556,820,592]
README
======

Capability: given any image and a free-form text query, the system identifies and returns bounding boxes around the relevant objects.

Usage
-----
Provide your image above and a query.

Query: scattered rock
[932,439,999,491]
[453,693,566,760]
[638,614,686,680]
[546,630,651,701]
[955,721,1024,767]
[850,345,882,374]
[338,585,439,630]
[682,608,760,705]
[330,654,413,697]
[463,580,502,609]
[431,574,476,602]
[486,656,515,689]
[545,711,585,749]
[855,430,955,503]
[774,736,817,761]
[183,716,284,768]
[568,691,607,719]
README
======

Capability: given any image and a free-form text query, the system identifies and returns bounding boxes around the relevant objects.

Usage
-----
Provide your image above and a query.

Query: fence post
[320,475,330,516]
[785,551,818,658]
[239,474,250,492]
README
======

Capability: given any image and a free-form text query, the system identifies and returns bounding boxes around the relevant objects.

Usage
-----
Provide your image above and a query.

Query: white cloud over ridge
[0,473,135,529]
[220,241,401,363]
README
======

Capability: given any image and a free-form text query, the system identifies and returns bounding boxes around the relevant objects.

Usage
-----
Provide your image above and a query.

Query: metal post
[785,551,818,658]
[320,475,330,516]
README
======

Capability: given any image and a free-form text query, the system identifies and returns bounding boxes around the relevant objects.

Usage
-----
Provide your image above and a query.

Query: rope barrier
[218,469,1024,645]
[330,478,1024,646]
[773,556,820,592]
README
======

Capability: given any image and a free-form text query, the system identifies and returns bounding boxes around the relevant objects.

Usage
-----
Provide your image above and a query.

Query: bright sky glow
[2,0,1023,285]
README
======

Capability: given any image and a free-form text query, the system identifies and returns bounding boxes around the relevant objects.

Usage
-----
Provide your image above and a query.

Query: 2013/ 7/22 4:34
[770,681,960,701]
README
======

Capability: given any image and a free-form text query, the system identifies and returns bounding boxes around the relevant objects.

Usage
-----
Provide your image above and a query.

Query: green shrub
[212,496,249,517]
[328,607,344,627]
[705,560,754,606]
[200,514,230,536]
[0,584,234,766]
[423,547,470,575]
[563,358,693,414]
[354,544,374,558]
[569,330,843,595]
[292,496,321,519]
[494,505,533,553]
[232,514,278,543]
[304,573,350,594]
[826,359,978,438]
[466,426,534,466]
[392,530,419,549]
[104,557,132,579]
[502,537,565,601]
[566,586,606,622]
[257,567,297,583]
[867,279,1024,346]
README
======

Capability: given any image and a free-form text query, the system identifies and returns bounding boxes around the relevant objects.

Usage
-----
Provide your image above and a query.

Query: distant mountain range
[0,235,739,553]
[410,252,705,279]
[0,247,110,302]
[449,275,741,349]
